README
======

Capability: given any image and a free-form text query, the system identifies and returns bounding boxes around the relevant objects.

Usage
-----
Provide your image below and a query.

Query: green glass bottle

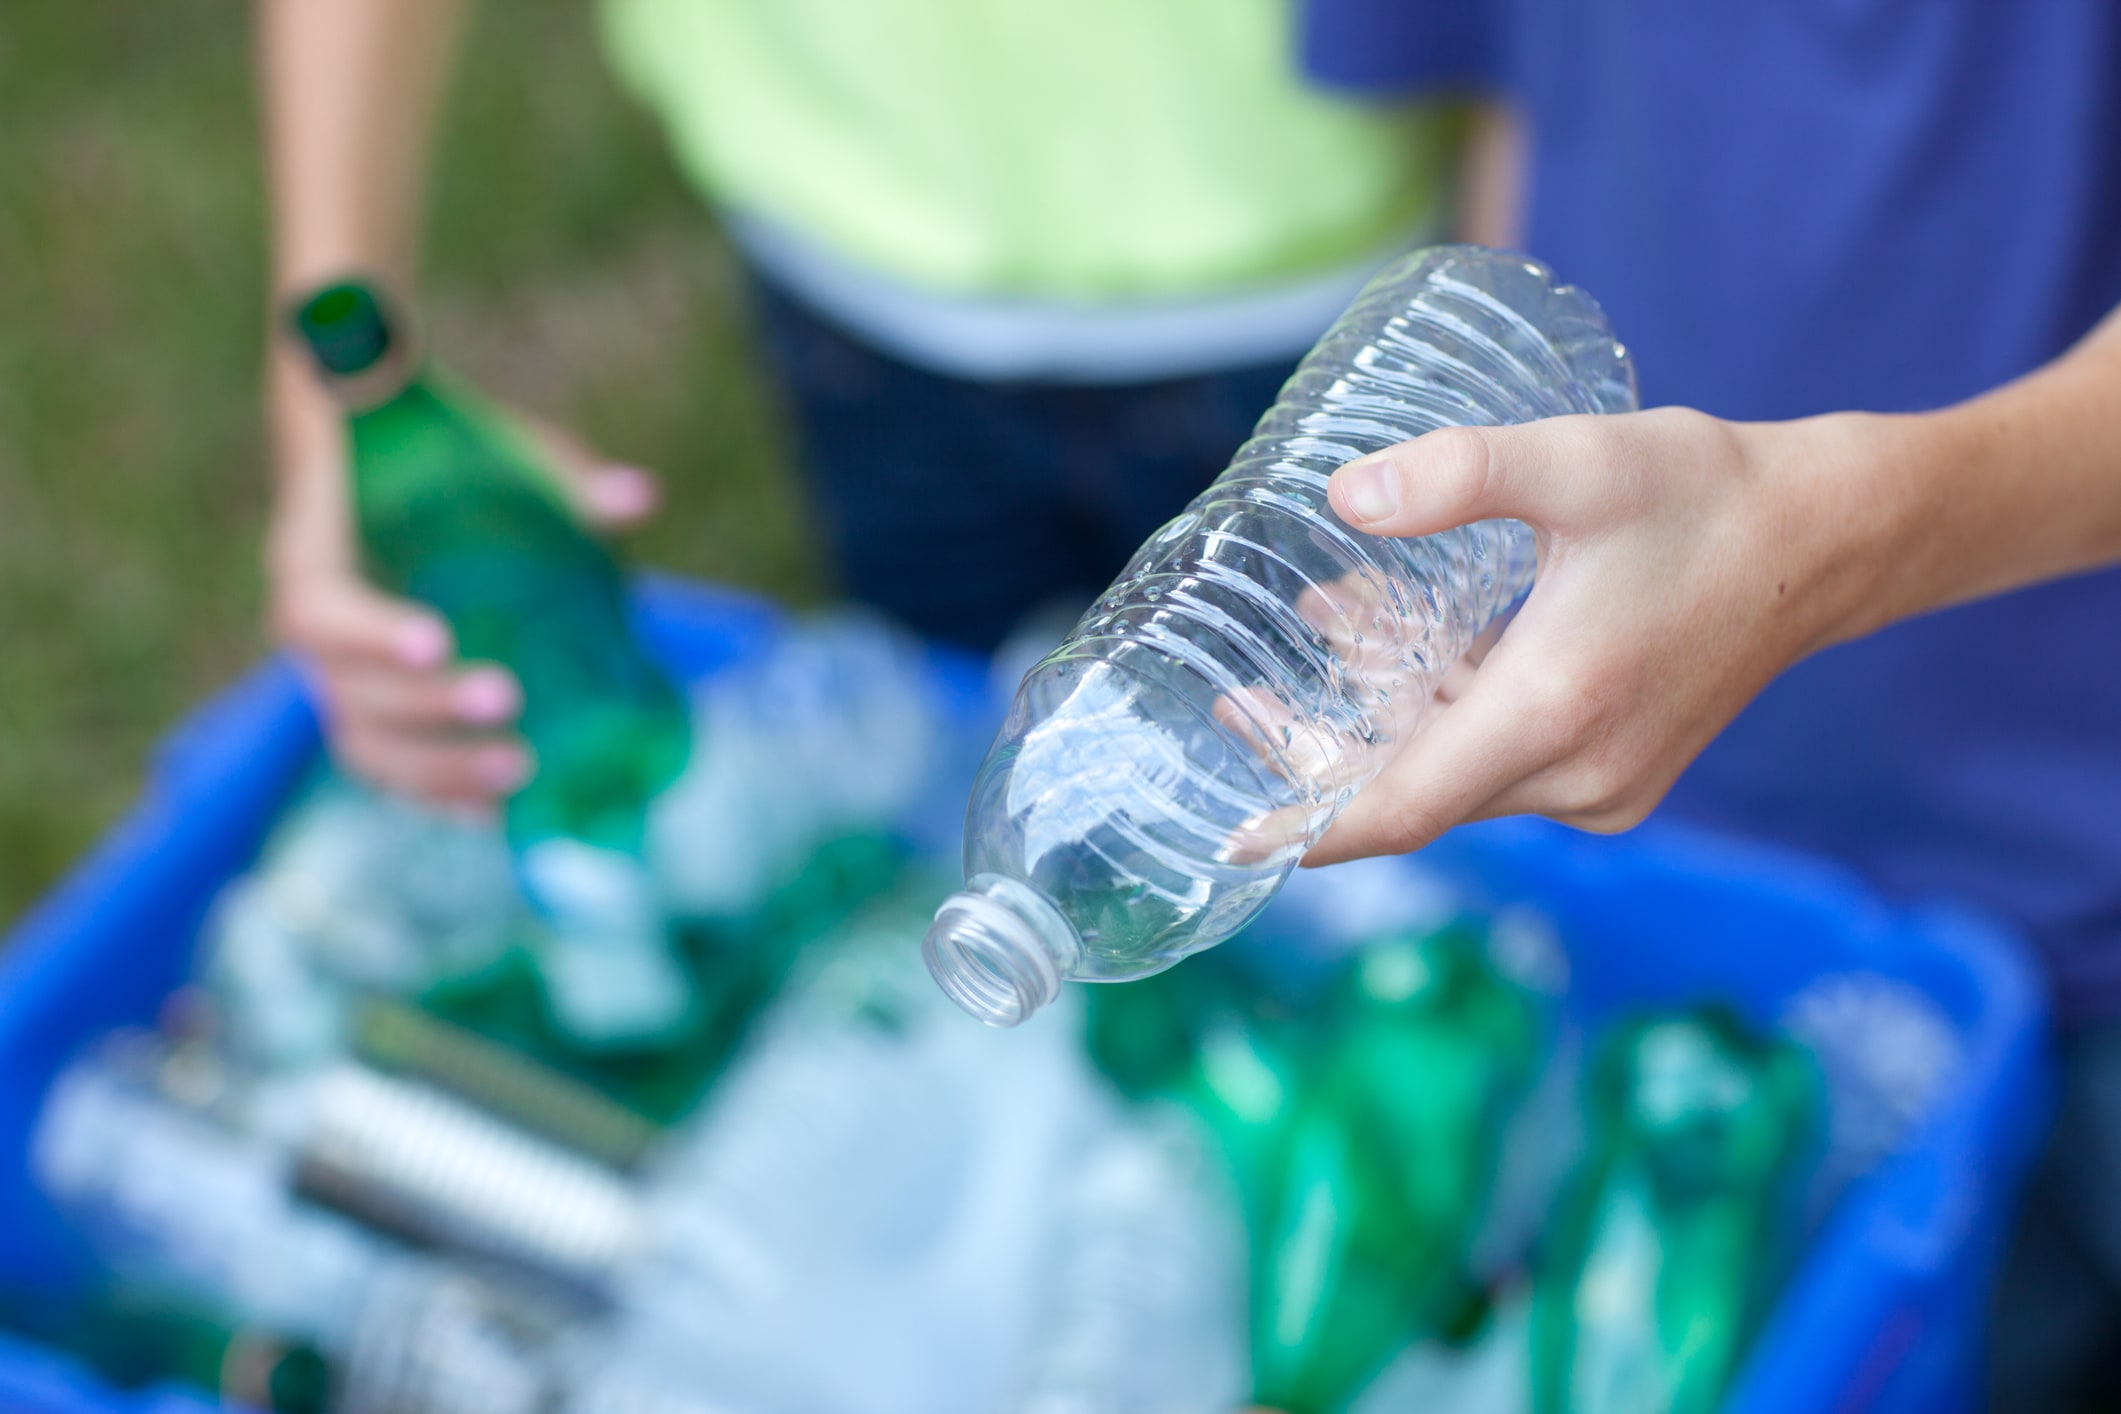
[17,1289,330,1413]
[1249,925,1539,1414]
[1530,1007,1818,1414]
[290,280,694,1047]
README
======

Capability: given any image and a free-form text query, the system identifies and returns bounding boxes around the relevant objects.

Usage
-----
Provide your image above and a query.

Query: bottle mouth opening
[922,876,1082,1028]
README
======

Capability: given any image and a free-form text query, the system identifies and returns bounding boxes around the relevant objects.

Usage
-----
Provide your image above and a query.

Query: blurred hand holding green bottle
[290,280,695,1049]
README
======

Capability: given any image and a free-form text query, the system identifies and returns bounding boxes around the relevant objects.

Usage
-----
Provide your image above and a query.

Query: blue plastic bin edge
[1430,815,2055,1411]
[1725,903,2055,1413]
[0,1333,224,1414]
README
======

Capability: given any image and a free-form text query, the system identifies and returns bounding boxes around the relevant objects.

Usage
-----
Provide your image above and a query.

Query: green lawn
[0,2,821,925]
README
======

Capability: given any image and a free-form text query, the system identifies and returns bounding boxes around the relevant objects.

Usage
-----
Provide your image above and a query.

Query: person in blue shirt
[1295,3,2121,1407]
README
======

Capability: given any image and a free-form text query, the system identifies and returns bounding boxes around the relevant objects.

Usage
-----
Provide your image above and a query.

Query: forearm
[1454,102,1525,249]
[1311,291,2121,861]
[1814,306,2121,644]
[257,0,469,567]
[258,0,467,298]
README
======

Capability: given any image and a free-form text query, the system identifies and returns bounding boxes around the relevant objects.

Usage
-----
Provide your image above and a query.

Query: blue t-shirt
[1304,0,2121,1022]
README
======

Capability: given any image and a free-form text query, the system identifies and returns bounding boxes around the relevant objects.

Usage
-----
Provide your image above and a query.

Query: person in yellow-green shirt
[259,0,1455,808]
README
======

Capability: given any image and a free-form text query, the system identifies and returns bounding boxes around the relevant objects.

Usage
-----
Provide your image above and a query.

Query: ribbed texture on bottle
[1070,247,1636,831]
[293,1066,643,1289]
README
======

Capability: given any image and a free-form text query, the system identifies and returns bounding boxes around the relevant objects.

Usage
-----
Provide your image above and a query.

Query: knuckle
[1421,426,1495,512]
[331,728,390,783]
[1570,794,1656,835]
[1640,406,1745,478]
[1549,757,1649,830]
[1515,662,1603,756]
[270,589,321,646]
[1377,792,1454,852]
[1655,404,1734,448]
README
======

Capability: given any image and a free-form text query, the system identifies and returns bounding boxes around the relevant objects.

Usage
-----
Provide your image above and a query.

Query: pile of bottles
[1067,906,1833,1414]
[25,877,1105,1414]
[6,251,1969,1412]
[17,722,1951,1414]
[13,585,1018,1403]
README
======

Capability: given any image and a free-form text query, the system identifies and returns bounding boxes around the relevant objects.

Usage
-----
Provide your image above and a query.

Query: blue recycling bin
[0,577,2054,1412]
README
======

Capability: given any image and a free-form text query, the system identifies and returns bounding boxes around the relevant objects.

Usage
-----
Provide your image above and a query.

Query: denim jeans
[1991,1026,2121,1412]
[748,276,1297,653]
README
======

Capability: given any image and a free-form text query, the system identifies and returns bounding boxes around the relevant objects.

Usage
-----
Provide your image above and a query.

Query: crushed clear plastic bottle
[200,777,528,1069]
[647,612,939,921]
[1004,1110,1249,1414]
[925,246,1637,1026]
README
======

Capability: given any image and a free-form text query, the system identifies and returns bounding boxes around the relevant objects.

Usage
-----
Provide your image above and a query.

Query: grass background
[0,2,821,925]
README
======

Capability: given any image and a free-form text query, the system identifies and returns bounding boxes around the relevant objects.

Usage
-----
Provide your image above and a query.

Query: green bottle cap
[291,280,394,376]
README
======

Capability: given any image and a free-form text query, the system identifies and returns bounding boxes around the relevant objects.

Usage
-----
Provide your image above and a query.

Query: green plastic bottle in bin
[290,280,694,1047]
[1249,926,1539,1414]
[1531,1007,1818,1414]
[1087,924,1540,1414]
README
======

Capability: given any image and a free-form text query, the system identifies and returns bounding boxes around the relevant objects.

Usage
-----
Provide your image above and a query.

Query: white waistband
[726,209,1426,385]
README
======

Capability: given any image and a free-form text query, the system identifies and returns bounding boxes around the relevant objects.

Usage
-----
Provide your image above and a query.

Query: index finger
[276,576,454,672]
[1302,650,1559,866]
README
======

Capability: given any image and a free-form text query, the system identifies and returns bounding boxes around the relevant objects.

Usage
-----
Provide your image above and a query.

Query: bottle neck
[922,874,1084,1027]
[316,345,420,417]
[286,278,424,412]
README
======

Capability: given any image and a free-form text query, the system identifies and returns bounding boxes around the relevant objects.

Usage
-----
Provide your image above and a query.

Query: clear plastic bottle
[200,776,528,1070]
[924,247,1636,1026]
[647,612,939,921]
[32,1035,401,1349]
[1003,1110,1249,1414]
[334,1263,569,1414]
[625,891,1100,1414]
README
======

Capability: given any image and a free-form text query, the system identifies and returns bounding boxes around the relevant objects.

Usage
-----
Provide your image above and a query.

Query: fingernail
[585,464,658,520]
[1335,458,1402,525]
[393,617,450,668]
[452,668,522,725]
[476,743,532,793]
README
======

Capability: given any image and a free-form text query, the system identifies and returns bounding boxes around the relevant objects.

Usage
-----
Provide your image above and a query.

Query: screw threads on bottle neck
[923,875,1084,1028]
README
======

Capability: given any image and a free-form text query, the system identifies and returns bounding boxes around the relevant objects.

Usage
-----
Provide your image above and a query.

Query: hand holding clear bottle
[926,247,1637,1027]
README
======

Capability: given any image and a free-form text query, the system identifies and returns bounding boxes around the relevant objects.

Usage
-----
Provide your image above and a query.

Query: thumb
[520,412,662,530]
[1327,418,1603,539]
[571,461,661,530]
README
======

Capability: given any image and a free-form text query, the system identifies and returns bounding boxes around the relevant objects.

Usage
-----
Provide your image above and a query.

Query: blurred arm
[1859,299,2121,629]
[1454,102,1525,249]
[258,0,470,488]
[255,0,541,810]
[252,0,656,807]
